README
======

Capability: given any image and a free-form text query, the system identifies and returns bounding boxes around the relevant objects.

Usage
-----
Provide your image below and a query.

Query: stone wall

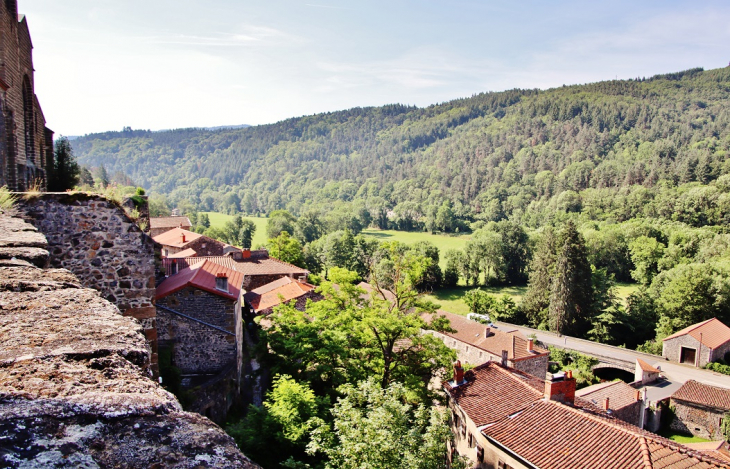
[512,355,549,379]
[663,334,711,367]
[670,399,725,440]
[157,286,240,375]
[255,290,324,316]
[0,211,259,468]
[15,192,159,373]
[612,401,643,428]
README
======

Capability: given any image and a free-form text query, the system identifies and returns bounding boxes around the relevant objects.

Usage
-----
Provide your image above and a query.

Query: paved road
[493,321,730,401]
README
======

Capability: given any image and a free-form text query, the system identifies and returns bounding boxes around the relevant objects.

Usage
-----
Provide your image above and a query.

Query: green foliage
[705,362,730,376]
[629,236,665,285]
[49,137,80,191]
[308,378,467,469]
[268,210,297,239]
[548,346,599,388]
[0,186,16,210]
[267,231,305,267]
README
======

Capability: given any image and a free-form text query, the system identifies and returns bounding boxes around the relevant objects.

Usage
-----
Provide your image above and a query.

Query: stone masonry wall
[671,400,725,440]
[512,355,549,379]
[0,211,259,468]
[157,286,239,375]
[663,335,711,367]
[15,192,159,373]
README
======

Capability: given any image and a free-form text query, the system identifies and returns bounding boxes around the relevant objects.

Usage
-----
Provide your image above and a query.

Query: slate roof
[443,362,544,427]
[663,318,730,349]
[427,310,548,361]
[244,277,317,312]
[575,380,640,410]
[672,380,730,411]
[155,259,244,302]
[482,399,727,469]
[162,255,309,277]
[150,216,192,229]
[637,358,661,373]
[152,227,204,249]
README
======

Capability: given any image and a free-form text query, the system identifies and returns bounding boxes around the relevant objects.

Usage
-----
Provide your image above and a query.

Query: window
[215,275,229,292]
[477,446,484,462]
[498,461,514,469]
[468,433,473,448]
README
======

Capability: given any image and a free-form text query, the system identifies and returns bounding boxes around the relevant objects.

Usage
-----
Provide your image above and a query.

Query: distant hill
[71,67,730,229]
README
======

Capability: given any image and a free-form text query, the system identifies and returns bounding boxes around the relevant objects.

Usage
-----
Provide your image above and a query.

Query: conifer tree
[522,227,558,329]
[48,137,80,191]
[548,221,593,336]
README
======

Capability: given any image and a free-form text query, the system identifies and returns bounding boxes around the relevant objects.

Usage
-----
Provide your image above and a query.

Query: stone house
[243,276,322,316]
[162,250,310,291]
[575,380,645,427]
[424,310,549,378]
[149,216,192,238]
[0,1,53,191]
[155,259,245,423]
[635,358,662,384]
[662,318,730,367]
[444,362,727,468]
[153,227,240,258]
[670,379,730,440]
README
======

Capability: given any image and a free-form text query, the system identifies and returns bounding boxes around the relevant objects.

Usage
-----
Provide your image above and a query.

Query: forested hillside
[73,67,730,231]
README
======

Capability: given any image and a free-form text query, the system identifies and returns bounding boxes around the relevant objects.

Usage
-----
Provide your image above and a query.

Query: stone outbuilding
[670,379,730,440]
[575,380,645,427]
[155,259,245,423]
[149,216,192,237]
[662,318,730,368]
[424,310,549,378]
[243,276,322,316]
[153,227,241,258]
[635,358,662,384]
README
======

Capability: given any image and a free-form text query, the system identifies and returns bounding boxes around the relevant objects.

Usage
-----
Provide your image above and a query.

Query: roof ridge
[492,363,544,395]
[663,318,716,341]
[639,437,653,468]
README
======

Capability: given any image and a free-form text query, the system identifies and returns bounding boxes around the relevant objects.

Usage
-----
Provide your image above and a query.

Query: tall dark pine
[549,221,593,336]
[522,227,557,328]
[49,137,80,192]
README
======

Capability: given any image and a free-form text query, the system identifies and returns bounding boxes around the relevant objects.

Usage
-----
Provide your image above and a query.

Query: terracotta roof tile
[427,310,548,361]
[155,259,243,302]
[162,255,309,277]
[168,248,197,258]
[443,362,544,427]
[637,358,662,373]
[672,380,730,411]
[482,399,727,468]
[663,318,730,349]
[152,227,204,249]
[150,216,192,229]
[243,277,317,312]
[685,442,730,465]
[575,380,641,411]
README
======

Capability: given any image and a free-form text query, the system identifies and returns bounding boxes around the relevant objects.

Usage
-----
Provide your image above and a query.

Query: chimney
[215,272,229,292]
[545,370,576,404]
[453,360,464,384]
[603,397,610,411]
[635,390,641,401]
[242,249,252,260]
[485,327,491,337]
[181,232,186,243]
[527,338,534,352]
[501,350,508,367]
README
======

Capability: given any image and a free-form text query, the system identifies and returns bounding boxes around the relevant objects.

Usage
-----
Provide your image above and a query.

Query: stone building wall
[156,286,239,375]
[15,192,158,373]
[612,400,643,428]
[0,211,259,468]
[711,340,730,363]
[670,399,725,440]
[662,334,711,367]
[255,290,324,316]
[512,355,549,379]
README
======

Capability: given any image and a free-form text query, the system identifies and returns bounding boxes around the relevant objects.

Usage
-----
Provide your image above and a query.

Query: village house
[424,310,549,378]
[635,357,662,385]
[155,259,245,424]
[575,379,645,427]
[162,249,309,290]
[243,276,322,316]
[149,216,192,238]
[662,318,730,367]
[670,379,730,440]
[444,361,728,468]
[153,227,241,258]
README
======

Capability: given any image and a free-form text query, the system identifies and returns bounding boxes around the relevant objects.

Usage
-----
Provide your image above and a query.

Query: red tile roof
[150,216,192,229]
[162,255,309,277]
[575,380,640,411]
[244,277,317,312]
[427,310,548,361]
[663,318,730,349]
[685,442,730,465]
[168,248,197,258]
[637,358,661,373]
[155,259,244,302]
[482,399,727,469]
[443,362,545,427]
[152,227,204,249]
[672,380,730,411]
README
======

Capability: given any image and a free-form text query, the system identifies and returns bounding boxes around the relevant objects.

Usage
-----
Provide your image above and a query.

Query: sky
[20,0,730,136]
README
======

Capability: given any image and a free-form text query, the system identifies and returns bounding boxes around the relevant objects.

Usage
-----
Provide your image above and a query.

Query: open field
[361,228,471,269]
[201,212,269,248]
[423,285,528,315]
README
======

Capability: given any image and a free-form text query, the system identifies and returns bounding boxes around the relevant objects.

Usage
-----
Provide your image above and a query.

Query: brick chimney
[215,272,228,292]
[635,389,641,401]
[485,326,491,337]
[242,249,251,260]
[603,397,610,411]
[501,350,508,367]
[181,232,186,244]
[545,370,576,404]
[453,360,464,385]
[527,338,534,352]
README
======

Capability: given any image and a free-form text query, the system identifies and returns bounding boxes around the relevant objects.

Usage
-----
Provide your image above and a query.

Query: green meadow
[201,212,269,249]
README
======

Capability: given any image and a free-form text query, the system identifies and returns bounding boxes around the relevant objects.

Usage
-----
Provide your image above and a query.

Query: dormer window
[216,273,229,292]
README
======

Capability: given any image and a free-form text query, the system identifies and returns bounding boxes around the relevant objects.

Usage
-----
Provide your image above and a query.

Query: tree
[463,289,496,317]
[96,165,110,188]
[494,221,531,284]
[410,241,443,291]
[267,231,305,267]
[295,210,326,243]
[629,236,665,286]
[48,137,80,191]
[435,200,455,232]
[267,209,297,238]
[548,221,593,336]
[78,166,94,187]
[442,249,463,287]
[308,378,467,469]
[523,228,558,329]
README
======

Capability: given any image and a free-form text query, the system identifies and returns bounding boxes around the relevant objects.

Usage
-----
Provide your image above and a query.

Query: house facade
[662,318,730,368]
[671,380,730,440]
